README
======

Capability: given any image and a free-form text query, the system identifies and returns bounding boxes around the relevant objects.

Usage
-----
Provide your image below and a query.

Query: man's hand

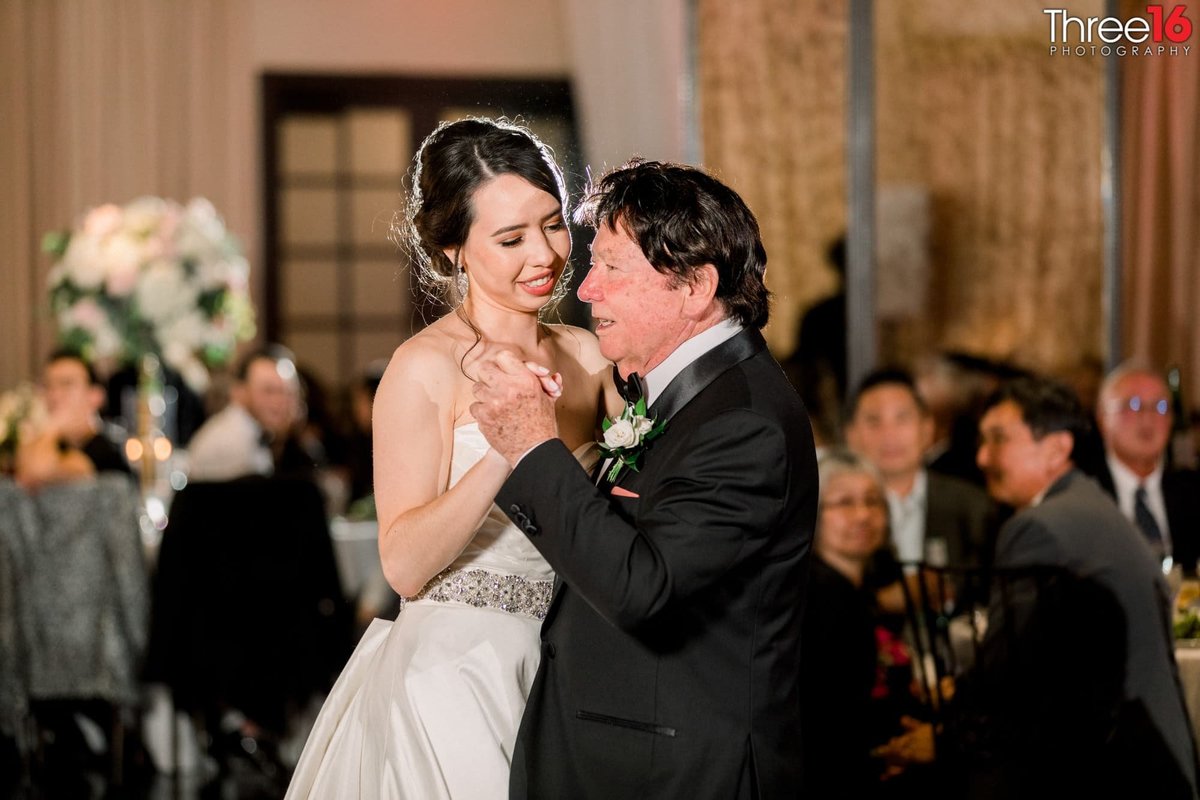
[471,350,560,466]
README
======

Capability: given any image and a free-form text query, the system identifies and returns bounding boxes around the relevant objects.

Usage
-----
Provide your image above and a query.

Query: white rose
[136,259,199,324]
[61,234,106,290]
[101,233,144,296]
[83,204,123,238]
[123,196,169,236]
[158,310,210,353]
[634,417,655,435]
[603,419,638,449]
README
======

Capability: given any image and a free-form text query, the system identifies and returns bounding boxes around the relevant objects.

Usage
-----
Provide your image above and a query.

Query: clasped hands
[470,349,562,466]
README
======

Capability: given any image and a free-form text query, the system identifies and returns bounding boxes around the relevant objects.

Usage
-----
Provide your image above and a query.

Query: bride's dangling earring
[456,265,468,298]
[454,251,468,299]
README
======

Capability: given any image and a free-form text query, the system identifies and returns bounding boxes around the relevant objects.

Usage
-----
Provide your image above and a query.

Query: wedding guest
[844,367,997,610]
[1089,361,1200,572]
[801,448,888,797]
[185,344,301,481]
[15,349,131,489]
[881,375,1199,798]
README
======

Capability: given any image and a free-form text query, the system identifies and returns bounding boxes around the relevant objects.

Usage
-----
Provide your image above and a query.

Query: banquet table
[329,516,396,618]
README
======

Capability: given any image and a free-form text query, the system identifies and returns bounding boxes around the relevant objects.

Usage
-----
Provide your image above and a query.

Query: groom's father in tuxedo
[473,160,817,799]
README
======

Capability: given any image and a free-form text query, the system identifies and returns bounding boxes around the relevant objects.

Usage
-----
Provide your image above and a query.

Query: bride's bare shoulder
[379,322,465,395]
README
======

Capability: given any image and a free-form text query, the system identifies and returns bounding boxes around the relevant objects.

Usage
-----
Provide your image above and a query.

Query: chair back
[145,476,350,733]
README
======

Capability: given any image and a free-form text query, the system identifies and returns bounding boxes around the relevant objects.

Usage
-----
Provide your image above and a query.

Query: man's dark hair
[574,159,771,329]
[46,347,100,387]
[235,344,297,383]
[845,366,927,420]
[982,375,1091,445]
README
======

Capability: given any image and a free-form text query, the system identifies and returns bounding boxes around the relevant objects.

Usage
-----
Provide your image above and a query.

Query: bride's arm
[374,340,512,597]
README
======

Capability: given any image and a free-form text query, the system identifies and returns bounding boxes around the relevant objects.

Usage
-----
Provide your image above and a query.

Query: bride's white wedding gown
[286,423,592,799]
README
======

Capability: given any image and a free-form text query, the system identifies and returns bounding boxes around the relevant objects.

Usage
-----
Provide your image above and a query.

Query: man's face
[238,358,298,438]
[845,384,933,482]
[976,400,1065,509]
[577,221,694,378]
[42,358,103,432]
[1097,372,1172,469]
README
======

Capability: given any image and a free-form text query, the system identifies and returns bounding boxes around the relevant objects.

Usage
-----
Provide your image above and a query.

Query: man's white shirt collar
[1106,451,1170,540]
[641,318,744,406]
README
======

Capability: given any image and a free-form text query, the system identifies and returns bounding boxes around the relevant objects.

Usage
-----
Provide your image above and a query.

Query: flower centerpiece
[43,197,256,392]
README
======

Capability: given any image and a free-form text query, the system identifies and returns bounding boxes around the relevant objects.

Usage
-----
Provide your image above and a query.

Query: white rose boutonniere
[597,396,666,483]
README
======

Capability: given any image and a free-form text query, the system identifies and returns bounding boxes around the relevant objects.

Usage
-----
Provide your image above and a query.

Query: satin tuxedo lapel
[648,328,767,427]
[541,328,767,631]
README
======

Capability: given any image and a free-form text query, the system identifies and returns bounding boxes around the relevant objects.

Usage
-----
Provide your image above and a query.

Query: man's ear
[1043,430,1075,470]
[681,264,720,319]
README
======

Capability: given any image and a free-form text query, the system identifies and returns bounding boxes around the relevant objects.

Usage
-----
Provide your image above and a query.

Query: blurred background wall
[1,0,1197,405]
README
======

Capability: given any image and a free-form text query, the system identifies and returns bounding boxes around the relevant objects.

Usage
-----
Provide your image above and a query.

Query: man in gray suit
[972,375,1198,798]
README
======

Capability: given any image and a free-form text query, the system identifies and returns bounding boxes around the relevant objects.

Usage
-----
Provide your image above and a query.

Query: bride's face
[449,173,570,314]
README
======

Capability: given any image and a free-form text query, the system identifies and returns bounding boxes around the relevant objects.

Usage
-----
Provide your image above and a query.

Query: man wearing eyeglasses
[1091,362,1200,573]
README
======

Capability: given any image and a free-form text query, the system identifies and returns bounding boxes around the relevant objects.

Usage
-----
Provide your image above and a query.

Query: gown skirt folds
[286,423,593,799]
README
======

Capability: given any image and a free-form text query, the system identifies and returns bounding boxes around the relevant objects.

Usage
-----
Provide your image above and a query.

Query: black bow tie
[613,367,645,405]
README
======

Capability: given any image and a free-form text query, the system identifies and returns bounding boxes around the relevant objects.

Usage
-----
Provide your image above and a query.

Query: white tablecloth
[330,517,395,615]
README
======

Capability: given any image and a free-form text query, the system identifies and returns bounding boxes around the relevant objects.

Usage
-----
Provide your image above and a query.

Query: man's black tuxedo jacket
[1088,459,1200,573]
[498,329,817,799]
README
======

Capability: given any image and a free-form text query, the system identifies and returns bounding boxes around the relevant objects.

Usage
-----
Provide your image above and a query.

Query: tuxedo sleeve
[496,408,793,631]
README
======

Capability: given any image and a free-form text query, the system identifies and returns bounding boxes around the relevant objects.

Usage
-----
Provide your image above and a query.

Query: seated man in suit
[845,367,997,610]
[16,349,131,489]
[186,344,303,481]
[879,375,1198,798]
[1090,361,1200,572]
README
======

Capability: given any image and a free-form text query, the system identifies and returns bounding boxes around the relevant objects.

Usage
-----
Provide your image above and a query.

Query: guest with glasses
[801,448,918,797]
[1088,361,1200,573]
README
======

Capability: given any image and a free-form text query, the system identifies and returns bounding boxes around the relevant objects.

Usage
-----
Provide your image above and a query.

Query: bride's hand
[523,361,562,399]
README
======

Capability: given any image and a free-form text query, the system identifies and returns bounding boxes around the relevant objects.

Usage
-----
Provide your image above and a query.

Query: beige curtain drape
[0,0,255,389]
[698,0,1109,378]
[1121,43,1200,401]
[696,0,849,357]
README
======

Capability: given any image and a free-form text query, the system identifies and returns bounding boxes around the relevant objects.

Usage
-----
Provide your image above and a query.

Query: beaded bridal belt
[408,568,553,620]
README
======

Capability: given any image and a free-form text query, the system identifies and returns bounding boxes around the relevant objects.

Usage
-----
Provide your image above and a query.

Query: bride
[286,118,616,798]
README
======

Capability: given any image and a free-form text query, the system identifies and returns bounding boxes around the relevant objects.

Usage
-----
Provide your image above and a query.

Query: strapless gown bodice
[443,422,553,583]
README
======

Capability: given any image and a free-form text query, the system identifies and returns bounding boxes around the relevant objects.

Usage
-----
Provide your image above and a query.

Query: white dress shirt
[591,318,744,481]
[641,318,744,406]
[887,468,929,567]
[185,403,274,481]
[1106,452,1171,551]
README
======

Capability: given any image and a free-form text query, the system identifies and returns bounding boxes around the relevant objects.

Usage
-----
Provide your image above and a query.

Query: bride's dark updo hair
[397,117,570,310]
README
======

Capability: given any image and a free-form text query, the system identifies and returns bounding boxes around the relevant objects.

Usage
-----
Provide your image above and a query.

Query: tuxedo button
[542,641,556,658]
[522,523,539,536]
[508,504,521,514]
